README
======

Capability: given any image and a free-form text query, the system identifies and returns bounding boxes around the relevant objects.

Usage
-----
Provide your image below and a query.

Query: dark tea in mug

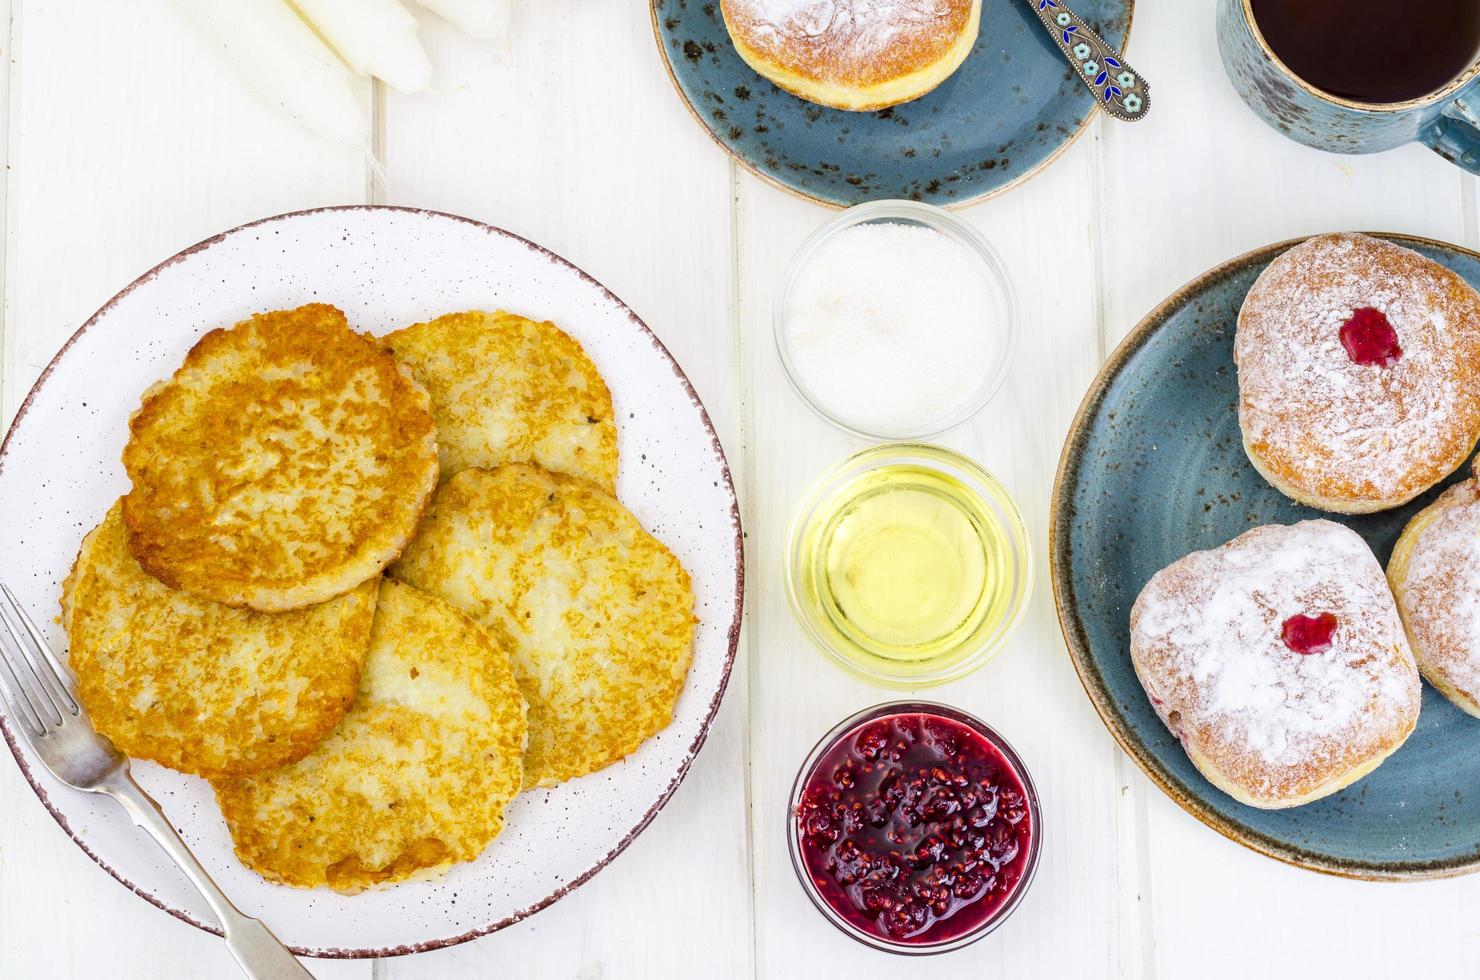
[1250,0,1480,104]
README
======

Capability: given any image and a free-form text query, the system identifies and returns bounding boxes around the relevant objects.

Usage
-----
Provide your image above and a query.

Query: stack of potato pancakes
[62,303,696,893]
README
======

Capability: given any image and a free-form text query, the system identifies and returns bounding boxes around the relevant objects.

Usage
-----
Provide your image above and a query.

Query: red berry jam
[1339,307,1402,367]
[793,712,1034,947]
[1282,613,1338,655]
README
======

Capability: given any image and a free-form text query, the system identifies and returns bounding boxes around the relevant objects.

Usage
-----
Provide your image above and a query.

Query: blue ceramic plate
[1052,234,1480,879]
[650,0,1133,208]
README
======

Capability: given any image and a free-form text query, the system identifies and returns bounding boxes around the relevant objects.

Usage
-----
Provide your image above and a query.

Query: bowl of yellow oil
[786,443,1031,688]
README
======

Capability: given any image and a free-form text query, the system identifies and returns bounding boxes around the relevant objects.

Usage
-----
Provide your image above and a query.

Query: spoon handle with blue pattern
[1027,0,1150,122]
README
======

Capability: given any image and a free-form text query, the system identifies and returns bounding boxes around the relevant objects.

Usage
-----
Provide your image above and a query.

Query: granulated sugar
[781,221,998,436]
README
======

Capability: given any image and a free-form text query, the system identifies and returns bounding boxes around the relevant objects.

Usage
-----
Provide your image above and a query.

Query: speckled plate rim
[0,205,746,956]
[1049,231,1480,882]
[647,1,1136,211]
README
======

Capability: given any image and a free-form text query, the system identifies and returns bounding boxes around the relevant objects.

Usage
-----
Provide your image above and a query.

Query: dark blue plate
[650,0,1133,208]
[1052,234,1480,879]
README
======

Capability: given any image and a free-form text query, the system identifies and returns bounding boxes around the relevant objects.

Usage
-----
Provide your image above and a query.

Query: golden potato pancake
[61,502,377,777]
[383,310,618,490]
[390,464,695,787]
[122,303,439,611]
[213,579,527,893]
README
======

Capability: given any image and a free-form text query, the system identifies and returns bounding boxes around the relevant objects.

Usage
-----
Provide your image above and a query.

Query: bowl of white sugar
[774,200,1017,440]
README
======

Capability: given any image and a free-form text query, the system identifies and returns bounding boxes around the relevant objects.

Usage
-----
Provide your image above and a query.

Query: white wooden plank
[738,127,1124,976]
[2,0,370,425]
[1097,3,1480,977]
[373,5,750,978]
[1140,793,1480,979]
[0,1,369,978]
[0,0,11,427]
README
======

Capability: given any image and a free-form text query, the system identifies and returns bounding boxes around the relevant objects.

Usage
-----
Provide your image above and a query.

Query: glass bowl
[787,701,1042,955]
[774,199,1018,442]
[785,443,1032,688]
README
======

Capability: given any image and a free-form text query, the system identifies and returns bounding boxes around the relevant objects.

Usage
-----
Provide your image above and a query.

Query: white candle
[414,0,512,43]
[173,0,367,145]
[289,0,434,93]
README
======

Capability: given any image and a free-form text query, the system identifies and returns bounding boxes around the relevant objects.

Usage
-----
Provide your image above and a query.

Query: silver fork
[0,582,314,980]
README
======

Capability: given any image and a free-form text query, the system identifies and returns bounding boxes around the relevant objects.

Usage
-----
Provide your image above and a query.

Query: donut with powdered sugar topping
[719,0,980,112]
[1236,233,1480,514]
[1388,461,1480,718]
[1130,520,1420,809]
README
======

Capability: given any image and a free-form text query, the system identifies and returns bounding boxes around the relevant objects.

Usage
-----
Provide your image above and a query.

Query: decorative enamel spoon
[1028,0,1150,121]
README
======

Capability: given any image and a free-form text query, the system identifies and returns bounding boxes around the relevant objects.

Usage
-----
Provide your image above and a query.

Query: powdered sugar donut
[1388,463,1480,718]
[1130,520,1420,809]
[1235,233,1480,514]
[719,0,981,112]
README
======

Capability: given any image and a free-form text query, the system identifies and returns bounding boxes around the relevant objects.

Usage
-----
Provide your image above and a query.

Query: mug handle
[1425,96,1480,175]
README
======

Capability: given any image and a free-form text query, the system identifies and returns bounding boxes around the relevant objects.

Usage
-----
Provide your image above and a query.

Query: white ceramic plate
[0,207,743,957]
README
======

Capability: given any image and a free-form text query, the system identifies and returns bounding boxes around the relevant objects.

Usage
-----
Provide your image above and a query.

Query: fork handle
[102,773,315,980]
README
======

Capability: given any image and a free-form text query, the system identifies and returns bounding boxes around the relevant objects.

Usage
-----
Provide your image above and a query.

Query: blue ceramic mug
[1217,0,1480,173]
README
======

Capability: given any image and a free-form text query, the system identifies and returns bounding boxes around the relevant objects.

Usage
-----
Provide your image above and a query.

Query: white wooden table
[2,2,1479,977]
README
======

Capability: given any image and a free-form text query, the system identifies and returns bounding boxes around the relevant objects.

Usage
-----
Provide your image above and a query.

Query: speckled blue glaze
[651,0,1132,207]
[1054,235,1480,878]
[1217,0,1480,174]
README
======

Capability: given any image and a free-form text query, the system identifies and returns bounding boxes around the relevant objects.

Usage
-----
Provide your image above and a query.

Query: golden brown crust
[389,464,696,788]
[720,0,979,111]
[1236,234,1480,513]
[61,502,378,777]
[1130,521,1421,808]
[1387,465,1480,718]
[212,580,527,893]
[121,304,439,611]
[383,310,618,491]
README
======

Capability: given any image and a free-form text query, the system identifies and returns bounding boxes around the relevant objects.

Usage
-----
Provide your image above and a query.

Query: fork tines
[0,582,79,736]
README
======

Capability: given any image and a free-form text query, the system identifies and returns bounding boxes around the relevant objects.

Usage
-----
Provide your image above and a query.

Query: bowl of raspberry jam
[788,702,1040,954]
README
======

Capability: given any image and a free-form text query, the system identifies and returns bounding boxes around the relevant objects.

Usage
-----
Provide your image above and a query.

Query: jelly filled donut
[1388,462,1480,718]
[1236,233,1480,514]
[719,0,981,112]
[1130,520,1420,809]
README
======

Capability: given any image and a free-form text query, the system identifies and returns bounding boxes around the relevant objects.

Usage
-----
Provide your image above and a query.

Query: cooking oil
[788,446,1029,686]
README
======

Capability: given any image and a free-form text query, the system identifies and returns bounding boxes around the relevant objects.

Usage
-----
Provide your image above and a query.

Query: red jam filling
[1339,307,1402,367]
[1281,613,1338,654]
[795,713,1032,945]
